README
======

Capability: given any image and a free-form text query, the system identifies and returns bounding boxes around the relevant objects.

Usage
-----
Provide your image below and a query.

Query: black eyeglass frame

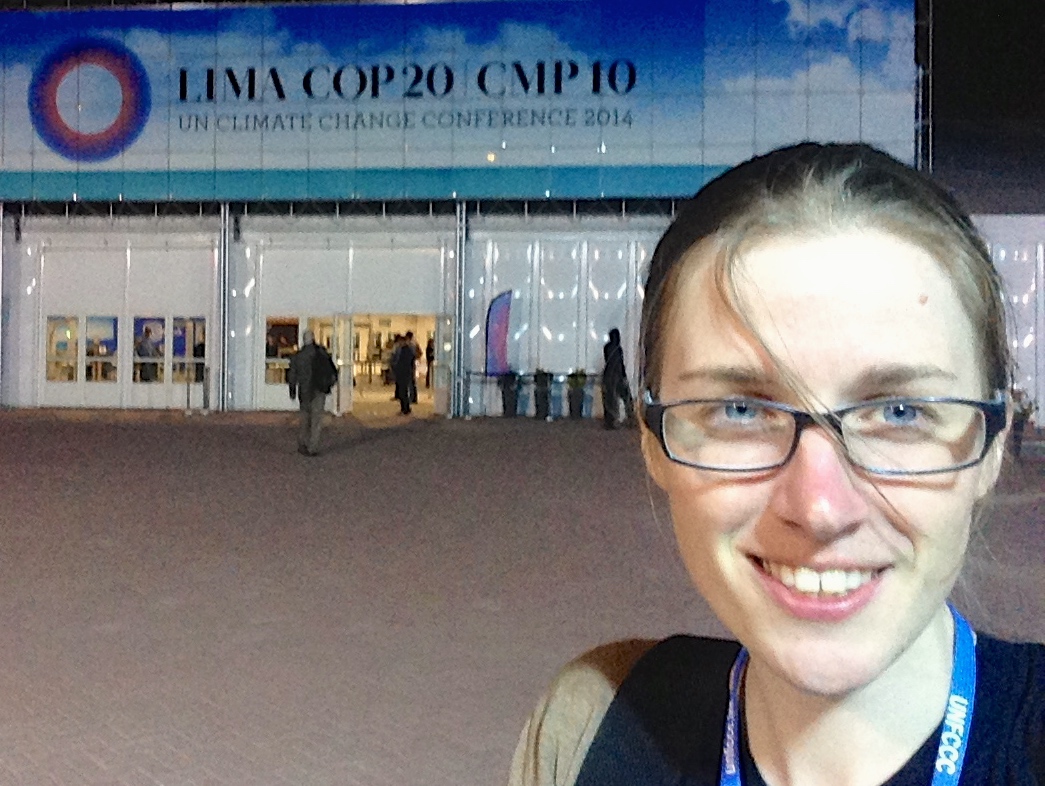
[642,393,1009,476]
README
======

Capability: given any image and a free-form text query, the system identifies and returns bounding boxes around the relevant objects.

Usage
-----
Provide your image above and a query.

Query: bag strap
[576,635,741,786]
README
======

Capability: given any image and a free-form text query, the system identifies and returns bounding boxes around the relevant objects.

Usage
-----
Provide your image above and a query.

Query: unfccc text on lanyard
[718,604,977,786]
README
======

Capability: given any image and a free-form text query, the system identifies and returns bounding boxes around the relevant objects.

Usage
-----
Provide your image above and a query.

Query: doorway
[350,313,437,419]
[259,312,439,420]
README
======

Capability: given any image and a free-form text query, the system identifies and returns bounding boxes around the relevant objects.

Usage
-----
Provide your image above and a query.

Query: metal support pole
[1036,242,1045,419]
[452,200,468,417]
[218,202,231,411]
[915,0,933,171]
[0,202,5,404]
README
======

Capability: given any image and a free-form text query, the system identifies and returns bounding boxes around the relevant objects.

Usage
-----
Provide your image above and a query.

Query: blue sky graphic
[0,0,914,196]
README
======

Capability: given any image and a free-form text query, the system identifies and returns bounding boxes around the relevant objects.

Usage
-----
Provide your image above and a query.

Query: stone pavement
[0,410,1041,785]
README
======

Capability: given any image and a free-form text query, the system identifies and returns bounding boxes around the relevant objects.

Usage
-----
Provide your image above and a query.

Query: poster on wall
[0,0,914,201]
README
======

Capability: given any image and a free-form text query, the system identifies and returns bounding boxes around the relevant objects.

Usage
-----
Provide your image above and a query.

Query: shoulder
[968,634,1045,783]
[976,633,1045,709]
[507,639,657,786]
[507,636,742,786]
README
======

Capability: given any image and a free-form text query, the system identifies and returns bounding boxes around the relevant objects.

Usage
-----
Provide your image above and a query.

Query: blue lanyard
[719,604,977,786]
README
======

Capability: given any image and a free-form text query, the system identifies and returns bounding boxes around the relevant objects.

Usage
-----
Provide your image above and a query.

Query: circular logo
[29,38,151,162]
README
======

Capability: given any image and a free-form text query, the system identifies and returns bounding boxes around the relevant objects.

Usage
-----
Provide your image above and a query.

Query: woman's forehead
[662,229,985,398]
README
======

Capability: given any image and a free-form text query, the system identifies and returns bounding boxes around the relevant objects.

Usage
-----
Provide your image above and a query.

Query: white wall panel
[992,243,1039,394]
[15,218,220,409]
[128,246,216,314]
[463,217,667,417]
[41,247,126,313]
[976,214,1045,418]
[586,239,635,377]
[535,239,583,373]
[1,227,42,406]
[258,248,351,315]
[351,246,443,314]
[227,243,258,411]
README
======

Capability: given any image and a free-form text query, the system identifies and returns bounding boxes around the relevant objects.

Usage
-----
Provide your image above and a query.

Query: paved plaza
[0,410,1042,785]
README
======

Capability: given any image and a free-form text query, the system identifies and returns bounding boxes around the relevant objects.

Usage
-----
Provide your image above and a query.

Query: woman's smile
[749,556,886,623]
[755,558,881,595]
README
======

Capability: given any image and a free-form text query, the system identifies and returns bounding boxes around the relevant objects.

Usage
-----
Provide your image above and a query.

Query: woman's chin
[754,643,888,699]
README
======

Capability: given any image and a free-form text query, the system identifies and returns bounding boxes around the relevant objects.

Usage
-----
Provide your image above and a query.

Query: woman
[508,144,1044,786]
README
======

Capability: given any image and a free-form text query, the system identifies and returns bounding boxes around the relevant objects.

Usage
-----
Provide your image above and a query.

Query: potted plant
[498,371,521,417]
[567,370,587,418]
[533,369,552,420]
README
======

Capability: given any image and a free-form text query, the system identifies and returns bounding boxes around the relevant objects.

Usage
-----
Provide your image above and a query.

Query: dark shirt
[577,633,1045,786]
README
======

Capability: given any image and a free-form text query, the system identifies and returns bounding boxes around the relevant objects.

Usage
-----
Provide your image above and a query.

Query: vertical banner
[485,290,513,376]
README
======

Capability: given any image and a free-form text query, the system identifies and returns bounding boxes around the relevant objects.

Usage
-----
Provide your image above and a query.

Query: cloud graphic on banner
[772,0,857,30]
[701,0,914,163]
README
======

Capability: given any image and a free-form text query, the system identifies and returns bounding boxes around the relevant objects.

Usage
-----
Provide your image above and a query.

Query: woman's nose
[768,426,871,541]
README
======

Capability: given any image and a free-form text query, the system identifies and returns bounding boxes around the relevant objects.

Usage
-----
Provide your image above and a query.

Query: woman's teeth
[760,559,876,596]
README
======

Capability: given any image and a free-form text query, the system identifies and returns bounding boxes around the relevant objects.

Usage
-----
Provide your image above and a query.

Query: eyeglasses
[642,394,1008,476]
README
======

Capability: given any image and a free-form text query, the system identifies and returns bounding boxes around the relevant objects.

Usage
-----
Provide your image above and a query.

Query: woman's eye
[882,402,920,425]
[723,401,758,421]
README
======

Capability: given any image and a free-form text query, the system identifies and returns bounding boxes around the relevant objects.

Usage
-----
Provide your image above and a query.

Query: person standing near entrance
[288,330,337,456]
[601,327,634,429]
[406,331,422,404]
[425,337,436,388]
[136,325,160,382]
[392,333,416,415]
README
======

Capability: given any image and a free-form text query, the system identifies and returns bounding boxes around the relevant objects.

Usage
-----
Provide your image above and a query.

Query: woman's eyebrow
[674,366,774,386]
[846,364,960,393]
[673,364,960,392]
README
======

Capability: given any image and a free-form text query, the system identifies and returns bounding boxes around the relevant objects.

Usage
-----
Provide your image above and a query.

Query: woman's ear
[640,426,670,491]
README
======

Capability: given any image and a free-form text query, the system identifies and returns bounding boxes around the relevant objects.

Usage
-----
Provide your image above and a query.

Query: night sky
[932,0,1045,213]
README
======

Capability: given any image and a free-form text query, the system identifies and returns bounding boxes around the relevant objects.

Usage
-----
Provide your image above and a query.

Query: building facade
[0,0,958,417]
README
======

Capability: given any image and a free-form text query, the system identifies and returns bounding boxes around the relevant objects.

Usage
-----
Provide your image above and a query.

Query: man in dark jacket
[601,327,634,430]
[288,330,337,455]
[391,333,416,415]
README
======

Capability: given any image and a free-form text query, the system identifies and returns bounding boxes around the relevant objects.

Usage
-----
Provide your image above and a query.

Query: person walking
[601,327,634,429]
[288,330,337,456]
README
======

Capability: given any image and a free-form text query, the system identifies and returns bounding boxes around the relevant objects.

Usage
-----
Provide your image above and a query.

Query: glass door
[332,313,353,415]
[173,317,207,410]
[433,313,453,416]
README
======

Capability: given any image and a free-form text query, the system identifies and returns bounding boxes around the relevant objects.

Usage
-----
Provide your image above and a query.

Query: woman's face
[642,228,1005,697]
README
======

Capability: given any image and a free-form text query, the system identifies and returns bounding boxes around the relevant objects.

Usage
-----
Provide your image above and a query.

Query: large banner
[0,0,914,201]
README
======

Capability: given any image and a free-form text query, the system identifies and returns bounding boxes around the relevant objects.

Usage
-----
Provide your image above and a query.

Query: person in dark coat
[288,330,337,456]
[406,331,421,403]
[425,337,436,388]
[391,334,416,415]
[601,328,634,429]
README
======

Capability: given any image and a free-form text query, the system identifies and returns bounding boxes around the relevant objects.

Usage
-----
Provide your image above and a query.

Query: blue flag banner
[485,290,513,376]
